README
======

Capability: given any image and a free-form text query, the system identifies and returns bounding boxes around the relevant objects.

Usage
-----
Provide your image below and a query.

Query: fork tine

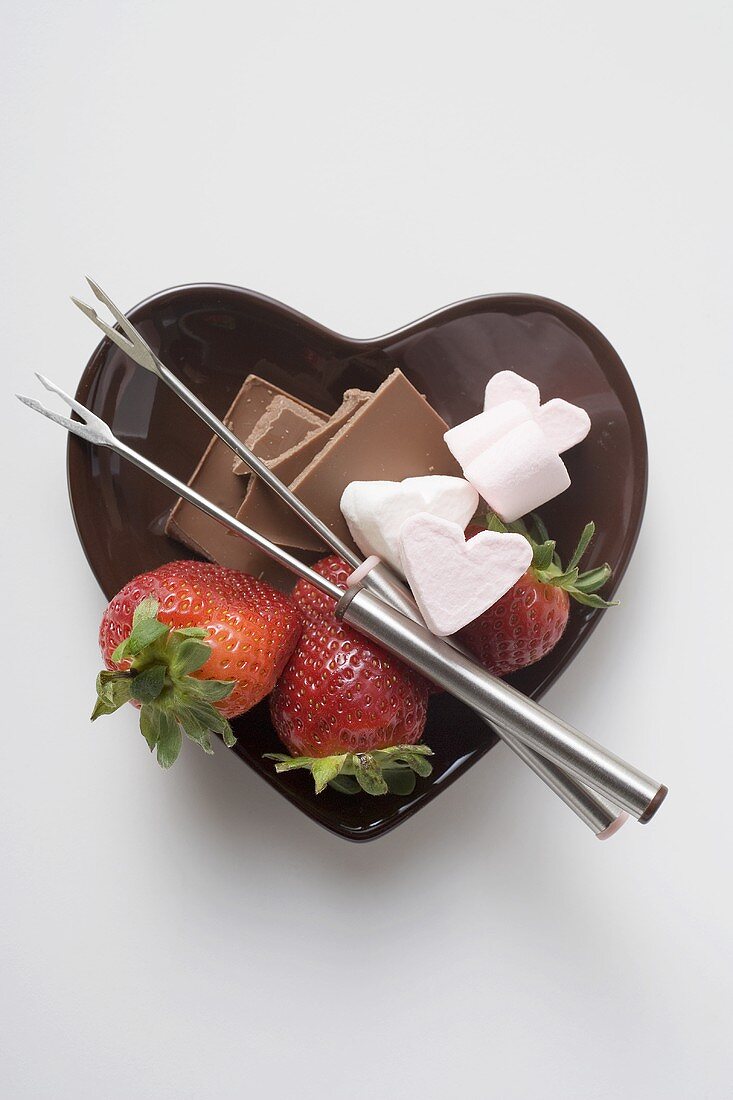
[85,278,159,356]
[34,372,104,428]
[71,296,137,359]
[16,394,112,448]
[85,277,136,334]
[21,375,116,448]
[17,395,78,434]
[17,392,344,599]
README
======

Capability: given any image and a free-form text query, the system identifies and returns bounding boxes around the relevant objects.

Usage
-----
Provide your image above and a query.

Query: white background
[3,3,731,1097]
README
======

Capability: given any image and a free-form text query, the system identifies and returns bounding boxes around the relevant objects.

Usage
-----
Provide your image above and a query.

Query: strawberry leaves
[169,638,213,678]
[91,670,134,719]
[565,521,595,573]
[130,663,167,704]
[265,744,434,796]
[482,512,617,609]
[93,598,237,766]
[111,597,169,661]
[139,705,181,766]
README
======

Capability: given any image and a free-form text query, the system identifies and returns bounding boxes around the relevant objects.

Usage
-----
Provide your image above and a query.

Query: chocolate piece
[233,390,368,476]
[235,389,371,549]
[237,370,462,552]
[239,395,326,468]
[165,374,326,576]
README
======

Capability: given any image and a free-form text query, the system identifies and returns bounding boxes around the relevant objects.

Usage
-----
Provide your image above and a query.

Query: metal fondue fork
[65,281,667,828]
[18,376,666,825]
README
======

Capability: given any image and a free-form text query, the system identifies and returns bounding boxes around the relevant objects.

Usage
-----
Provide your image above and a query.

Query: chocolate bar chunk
[235,389,371,549]
[165,374,327,575]
[231,391,365,476]
[239,395,326,468]
[237,369,462,552]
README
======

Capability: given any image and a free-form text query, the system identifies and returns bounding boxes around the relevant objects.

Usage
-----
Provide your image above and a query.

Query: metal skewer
[71,279,628,835]
[339,562,629,837]
[18,374,666,823]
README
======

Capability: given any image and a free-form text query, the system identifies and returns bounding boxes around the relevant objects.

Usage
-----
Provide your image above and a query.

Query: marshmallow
[465,420,571,523]
[443,400,530,468]
[444,371,590,520]
[399,513,533,636]
[484,370,591,455]
[484,370,540,412]
[535,398,591,453]
[340,475,479,576]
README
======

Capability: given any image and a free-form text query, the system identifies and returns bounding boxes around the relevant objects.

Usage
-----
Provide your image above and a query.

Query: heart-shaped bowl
[68,285,647,841]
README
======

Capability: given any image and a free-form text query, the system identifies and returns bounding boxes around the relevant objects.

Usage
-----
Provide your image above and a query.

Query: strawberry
[289,553,354,627]
[459,514,615,677]
[266,555,432,796]
[95,560,302,767]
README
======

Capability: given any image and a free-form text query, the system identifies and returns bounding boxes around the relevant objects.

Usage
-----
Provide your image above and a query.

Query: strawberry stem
[93,598,237,767]
[264,744,434,796]
[481,511,617,609]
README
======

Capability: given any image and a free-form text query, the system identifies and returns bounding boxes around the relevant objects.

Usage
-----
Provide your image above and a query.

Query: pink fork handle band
[345,555,382,588]
[595,811,629,840]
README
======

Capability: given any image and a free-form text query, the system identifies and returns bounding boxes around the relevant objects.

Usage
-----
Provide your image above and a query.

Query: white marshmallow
[399,513,533,636]
[443,399,530,468]
[340,476,479,576]
[484,370,540,412]
[464,420,570,523]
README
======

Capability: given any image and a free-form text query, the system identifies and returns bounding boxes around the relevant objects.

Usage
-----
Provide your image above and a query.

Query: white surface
[3,2,731,1097]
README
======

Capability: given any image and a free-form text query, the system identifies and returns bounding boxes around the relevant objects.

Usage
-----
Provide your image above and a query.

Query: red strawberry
[267,555,432,796]
[290,553,353,627]
[459,515,615,677]
[95,560,302,767]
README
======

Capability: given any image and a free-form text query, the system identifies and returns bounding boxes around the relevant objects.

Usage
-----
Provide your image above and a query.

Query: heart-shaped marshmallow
[399,513,533,636]
[484,370,541,411]
[340,476,479,576]
[535,398,591,453]
[484,370,591,455]
[443,371,591,522]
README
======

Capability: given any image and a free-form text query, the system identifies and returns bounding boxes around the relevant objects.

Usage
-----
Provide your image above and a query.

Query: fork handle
[337,584,667,821]
[359,561,625,834]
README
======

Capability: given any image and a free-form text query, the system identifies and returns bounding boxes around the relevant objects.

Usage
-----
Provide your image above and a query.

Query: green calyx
[264,744,434,796]
[92,597,237,767]
[483,512,617,609]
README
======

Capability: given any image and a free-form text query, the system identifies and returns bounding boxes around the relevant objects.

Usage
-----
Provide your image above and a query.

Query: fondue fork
[19,373,666,828]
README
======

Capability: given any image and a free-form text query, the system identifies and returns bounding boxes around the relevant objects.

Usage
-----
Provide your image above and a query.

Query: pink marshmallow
[484,371,591,454]
[464,420,570,523]
[484,370,540,412]
[444,399,530,468]
[399,513,533,636]
[535,398,591,453]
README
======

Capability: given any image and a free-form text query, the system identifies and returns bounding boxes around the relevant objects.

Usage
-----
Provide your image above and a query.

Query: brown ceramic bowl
[68,285,647,841]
